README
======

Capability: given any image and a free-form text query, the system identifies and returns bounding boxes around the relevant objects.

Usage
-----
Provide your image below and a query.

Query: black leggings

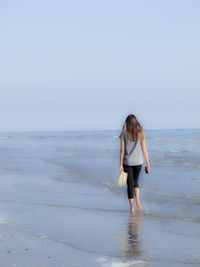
[123,164,142,199]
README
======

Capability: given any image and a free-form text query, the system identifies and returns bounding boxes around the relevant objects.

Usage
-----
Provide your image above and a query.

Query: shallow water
[0,129,200,266]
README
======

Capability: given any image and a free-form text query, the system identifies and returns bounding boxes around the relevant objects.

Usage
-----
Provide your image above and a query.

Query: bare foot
[130,207,135,213]
[136,202,142,210]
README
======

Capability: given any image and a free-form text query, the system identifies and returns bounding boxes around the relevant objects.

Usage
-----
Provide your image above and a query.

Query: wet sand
[0,131,200,266]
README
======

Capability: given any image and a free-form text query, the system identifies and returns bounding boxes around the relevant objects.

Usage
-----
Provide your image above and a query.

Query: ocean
[0,129,199,266]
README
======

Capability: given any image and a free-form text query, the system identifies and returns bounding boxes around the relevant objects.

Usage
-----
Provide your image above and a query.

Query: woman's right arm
[141,131,150,173]
[119,131,125,172]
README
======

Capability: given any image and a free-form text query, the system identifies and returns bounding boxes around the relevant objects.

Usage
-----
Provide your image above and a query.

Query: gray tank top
[120,131,143,166]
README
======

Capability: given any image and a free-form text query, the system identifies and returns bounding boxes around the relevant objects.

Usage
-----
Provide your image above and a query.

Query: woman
[119,114,150,213]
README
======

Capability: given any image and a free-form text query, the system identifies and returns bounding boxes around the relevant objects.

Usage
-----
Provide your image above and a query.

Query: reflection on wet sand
[124,212,142,260]
[128,212,142,258]
[120,212,151,266]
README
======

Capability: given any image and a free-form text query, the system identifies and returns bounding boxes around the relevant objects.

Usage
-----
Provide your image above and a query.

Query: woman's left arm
[141,132,150,173]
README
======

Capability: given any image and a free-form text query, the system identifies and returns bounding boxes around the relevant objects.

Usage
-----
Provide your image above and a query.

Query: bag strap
[125,132,138,156]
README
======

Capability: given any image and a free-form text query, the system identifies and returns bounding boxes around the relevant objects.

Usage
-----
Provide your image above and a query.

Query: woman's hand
[146,163,150,173]
[119,165,124,172]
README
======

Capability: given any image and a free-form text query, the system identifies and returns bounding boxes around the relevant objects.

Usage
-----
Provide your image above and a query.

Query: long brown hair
[121,114,144,141]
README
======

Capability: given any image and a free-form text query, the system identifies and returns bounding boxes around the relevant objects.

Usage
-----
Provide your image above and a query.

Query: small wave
[150,164,162,167]
[3,198,200,223]
[155,155,200,168]
[142,188,200,201]
[161,159,200,169]
[183,162,200,168]
[36,233,48,239]
[157,154,181,159]
[153,137,200,143]
[163,160,184,164]
[0,216,7,224]
[170,149,188,153]
[98,258,148,267]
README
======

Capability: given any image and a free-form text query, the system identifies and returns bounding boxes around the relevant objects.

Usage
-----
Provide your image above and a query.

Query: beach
[0,130,200,267]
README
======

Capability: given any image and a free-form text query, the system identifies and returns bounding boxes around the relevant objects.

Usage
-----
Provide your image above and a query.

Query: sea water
[0,129,199,266]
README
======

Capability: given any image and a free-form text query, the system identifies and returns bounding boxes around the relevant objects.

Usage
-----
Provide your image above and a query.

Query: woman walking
[119,114,150,213]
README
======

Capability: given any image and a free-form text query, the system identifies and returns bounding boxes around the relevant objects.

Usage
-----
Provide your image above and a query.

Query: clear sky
[0,0,199,131]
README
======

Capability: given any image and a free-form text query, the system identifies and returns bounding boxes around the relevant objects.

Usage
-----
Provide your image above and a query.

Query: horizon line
[0,128,200,133]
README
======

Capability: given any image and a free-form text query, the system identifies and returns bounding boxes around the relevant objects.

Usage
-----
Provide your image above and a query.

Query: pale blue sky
[0,0,199,131]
